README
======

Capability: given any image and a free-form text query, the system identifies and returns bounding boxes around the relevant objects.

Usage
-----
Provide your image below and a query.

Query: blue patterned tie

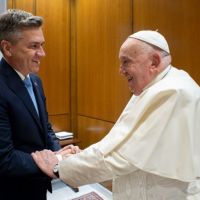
[24,77,39,115]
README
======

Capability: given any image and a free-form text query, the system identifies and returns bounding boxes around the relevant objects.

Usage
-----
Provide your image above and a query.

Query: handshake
[31,145,81,178]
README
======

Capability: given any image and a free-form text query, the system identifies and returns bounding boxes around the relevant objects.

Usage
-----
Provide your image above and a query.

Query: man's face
[7,27,45,76]
[119,39,153,95]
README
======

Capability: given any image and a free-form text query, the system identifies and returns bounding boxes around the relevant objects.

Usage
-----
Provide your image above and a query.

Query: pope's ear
[150,53,161,71]
[0,40,12,57]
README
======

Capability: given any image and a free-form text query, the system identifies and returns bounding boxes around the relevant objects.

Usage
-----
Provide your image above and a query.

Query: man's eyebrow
[29,41,45,44]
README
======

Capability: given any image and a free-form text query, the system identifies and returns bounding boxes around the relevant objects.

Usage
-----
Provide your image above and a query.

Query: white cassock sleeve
[59,143,138,187]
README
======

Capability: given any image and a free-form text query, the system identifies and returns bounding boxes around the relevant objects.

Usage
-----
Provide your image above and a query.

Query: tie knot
[24,77,32,88]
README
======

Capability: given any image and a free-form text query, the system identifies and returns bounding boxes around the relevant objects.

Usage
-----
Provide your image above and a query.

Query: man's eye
[32,45,38,48]
[29,44,39,49]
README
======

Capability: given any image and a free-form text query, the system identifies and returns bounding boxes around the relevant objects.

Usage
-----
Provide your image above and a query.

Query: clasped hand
[31,145,81,178]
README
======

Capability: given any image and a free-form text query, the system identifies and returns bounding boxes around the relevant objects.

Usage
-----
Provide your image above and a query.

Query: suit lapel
[1,60,43,130]
[31,77,47,132]
[31,77,48,145]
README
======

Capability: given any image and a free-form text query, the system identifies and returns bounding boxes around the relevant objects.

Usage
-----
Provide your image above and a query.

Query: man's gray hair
[0,9,43,44]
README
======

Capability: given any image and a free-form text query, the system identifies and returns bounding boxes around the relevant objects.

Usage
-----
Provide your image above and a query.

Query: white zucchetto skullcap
[129,30,170,54]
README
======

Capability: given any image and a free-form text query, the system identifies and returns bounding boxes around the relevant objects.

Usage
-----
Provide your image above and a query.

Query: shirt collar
[14,69,30,81]
[143,65,171,91]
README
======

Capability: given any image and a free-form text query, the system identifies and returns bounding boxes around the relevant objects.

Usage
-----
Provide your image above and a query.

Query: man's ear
[1,40,12,57]
[150,53,161,72]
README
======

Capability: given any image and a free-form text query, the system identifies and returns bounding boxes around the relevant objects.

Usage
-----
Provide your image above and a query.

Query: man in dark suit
[0,9,60,200]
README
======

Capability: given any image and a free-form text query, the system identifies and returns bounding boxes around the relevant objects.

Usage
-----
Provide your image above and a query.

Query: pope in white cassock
[32,30,200,200]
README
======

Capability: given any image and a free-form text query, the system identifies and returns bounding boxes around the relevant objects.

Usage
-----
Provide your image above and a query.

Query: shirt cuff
[56,154,63,161]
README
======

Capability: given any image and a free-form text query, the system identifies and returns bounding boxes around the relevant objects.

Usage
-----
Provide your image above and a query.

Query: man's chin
[31,66,40,74]
[128,85,134,93]
[128,85,139,95]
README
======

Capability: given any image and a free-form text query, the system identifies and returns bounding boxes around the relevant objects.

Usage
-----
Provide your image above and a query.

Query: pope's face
[6,27,45,76]
[119,39,153,95]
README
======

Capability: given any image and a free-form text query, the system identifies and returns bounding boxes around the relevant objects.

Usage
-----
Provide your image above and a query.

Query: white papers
[47,179,112,200]
[55,131,74,140]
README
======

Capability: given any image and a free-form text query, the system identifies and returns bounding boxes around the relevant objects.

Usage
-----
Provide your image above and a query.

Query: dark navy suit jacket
[0,58,60,199]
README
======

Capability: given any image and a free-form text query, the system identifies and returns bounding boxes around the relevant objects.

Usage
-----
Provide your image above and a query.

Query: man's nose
[37,47,46,57]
